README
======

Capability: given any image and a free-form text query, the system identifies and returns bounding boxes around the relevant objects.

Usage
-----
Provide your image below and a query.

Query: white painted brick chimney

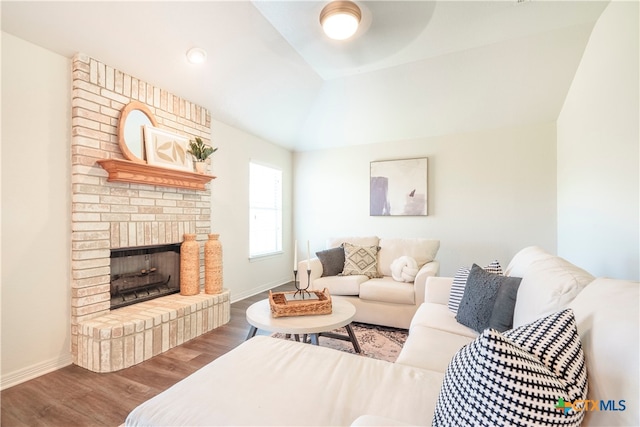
[70,53,229,373]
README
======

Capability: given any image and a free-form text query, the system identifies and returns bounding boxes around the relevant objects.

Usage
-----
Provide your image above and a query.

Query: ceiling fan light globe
[322,13,359,40]
[320,1,361,40]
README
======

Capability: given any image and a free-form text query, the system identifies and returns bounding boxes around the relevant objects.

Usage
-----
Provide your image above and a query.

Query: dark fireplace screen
[110,243,181,309]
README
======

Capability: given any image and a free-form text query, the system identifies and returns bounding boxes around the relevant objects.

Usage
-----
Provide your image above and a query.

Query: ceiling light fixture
[319,1,361,41]
[186,47,207,64]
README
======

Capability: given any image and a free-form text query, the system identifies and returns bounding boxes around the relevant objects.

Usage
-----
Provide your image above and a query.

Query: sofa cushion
[512,255,594,328]
[504,245,553,277]
[359,278,415,305]
[126,336,445,426]
[448,260,502,314]
[433,309,587,427]
[327,236,379,249]
[314,275,367,296]
[315,247,345,277]
[351,415,413,426]
[568,278,639,427]
[341,242,381,279]
[396,325,474,372]
[410,303,478,339]
[377,238,439,277]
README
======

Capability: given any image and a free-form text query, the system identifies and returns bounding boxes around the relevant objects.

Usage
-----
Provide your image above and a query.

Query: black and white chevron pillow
[448,260,502,314]
[432,309,587,427]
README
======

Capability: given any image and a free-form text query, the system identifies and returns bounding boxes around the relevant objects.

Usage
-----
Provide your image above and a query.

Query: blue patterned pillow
[455,264,503,332]
[448,260,502,314]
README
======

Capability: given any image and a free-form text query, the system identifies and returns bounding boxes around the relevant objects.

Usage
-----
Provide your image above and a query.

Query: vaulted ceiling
[1,1,608,151]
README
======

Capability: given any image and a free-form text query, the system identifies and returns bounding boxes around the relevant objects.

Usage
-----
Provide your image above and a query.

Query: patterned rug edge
[271,322,408,363]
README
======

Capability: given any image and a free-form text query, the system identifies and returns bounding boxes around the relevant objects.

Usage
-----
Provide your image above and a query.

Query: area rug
[272,323,408,362]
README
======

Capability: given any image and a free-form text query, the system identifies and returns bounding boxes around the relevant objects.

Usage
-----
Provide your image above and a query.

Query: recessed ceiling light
[186,47,207,64]
[320,1,362,41]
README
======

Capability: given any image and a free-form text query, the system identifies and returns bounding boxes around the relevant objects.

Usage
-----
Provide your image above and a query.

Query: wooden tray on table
[268,288,332,318]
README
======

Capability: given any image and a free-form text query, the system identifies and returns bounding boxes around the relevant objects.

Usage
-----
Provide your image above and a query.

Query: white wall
[557,1,639,281]
[210,120,294,301]
[1,33,72,388]
[294,122,558,276]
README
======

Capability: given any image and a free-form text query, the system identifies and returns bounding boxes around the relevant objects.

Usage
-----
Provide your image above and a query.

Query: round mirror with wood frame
[118,101,158,163]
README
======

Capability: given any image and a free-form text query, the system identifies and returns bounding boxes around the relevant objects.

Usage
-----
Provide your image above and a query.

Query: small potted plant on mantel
[187,137,218,174]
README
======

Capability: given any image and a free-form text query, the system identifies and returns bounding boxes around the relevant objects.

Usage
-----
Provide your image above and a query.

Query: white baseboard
[230,279,290,303]
[1,353,73,391]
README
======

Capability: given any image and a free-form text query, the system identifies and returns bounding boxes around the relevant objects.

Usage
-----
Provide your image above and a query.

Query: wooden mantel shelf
[97,158,215,190]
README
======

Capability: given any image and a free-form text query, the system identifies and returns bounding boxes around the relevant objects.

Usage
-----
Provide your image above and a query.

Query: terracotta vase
[180,234,200,295]
[205,233,223,294]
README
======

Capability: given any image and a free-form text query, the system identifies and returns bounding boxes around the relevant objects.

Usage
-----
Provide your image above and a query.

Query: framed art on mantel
[143,125,192,172]
[370,157,428,216]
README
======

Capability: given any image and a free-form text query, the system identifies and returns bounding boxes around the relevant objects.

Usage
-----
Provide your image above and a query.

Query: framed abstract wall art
[370,157,428,216]
[143,125,192,172]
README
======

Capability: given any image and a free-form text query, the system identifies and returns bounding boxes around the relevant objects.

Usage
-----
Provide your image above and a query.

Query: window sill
[249,251,283,262]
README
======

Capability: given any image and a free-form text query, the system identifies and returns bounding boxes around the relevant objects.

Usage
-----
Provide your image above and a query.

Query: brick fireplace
[70,53,229,373]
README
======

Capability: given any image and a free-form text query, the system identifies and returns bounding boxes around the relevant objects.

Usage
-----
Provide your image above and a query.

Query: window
[249,162,282,258]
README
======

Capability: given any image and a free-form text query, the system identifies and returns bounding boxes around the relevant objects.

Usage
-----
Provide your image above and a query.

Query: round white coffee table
[245,298,361,353]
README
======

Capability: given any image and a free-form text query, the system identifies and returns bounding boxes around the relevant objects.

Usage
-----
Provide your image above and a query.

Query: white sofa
[397,246,639,426]
[298,236,440,329]
[125,246,638,427]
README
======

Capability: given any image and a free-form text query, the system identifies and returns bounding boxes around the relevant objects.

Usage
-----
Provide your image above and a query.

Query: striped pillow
[448,260,502,314]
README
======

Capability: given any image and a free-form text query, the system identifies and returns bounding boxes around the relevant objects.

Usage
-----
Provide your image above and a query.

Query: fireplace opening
[110,243,181,309]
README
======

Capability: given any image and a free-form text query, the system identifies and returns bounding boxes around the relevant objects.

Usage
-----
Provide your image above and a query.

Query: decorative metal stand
[293,269,312,299]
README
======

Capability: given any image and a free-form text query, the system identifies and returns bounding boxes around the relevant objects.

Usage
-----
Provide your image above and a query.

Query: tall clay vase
[205,233,223,294]
[180,234,200,295]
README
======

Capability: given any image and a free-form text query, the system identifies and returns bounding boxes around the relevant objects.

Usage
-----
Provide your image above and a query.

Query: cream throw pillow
[340,243,381,279]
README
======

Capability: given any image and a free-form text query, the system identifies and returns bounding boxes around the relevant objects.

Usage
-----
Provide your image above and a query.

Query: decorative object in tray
[292,240,313,299]
[292,266,313,299]
[269,288,332,318]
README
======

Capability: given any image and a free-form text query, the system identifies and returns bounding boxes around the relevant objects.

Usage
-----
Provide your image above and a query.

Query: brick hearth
[77,291,229,372]
[70,53,229,372]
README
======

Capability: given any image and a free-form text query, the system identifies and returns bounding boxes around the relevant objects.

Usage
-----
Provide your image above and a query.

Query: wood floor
[0,284,292,427]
